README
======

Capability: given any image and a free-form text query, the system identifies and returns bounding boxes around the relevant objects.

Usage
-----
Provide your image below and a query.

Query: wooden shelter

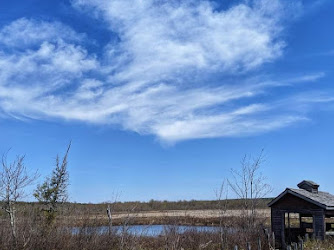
[268,180,334,249]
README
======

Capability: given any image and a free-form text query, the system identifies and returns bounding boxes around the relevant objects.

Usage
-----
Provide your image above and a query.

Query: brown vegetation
[0,208,272,250]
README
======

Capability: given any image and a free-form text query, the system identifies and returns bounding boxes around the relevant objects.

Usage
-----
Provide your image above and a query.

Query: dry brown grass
[0,207,274,250]
[303,239,334,250]
[59,208,271,226]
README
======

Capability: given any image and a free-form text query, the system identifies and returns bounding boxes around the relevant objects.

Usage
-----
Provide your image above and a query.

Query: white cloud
[0,18,85,49]
[0,0,331,143]
[0,21,98,88]
[74,0,285,83]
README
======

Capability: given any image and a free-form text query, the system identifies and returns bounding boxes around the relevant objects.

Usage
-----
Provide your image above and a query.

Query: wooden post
[292,242,298,250]
[304,233,309,242]
[247,242,251,250]
[266,230,270,250]
[258,237,261,250]
[299,240,304,250]
[107,204,112,235]
[288,213,291,243]
[272,232,275,249]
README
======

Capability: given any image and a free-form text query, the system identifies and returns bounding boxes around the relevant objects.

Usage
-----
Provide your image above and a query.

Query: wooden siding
[271,208,285,248]
[271,193,320,210]
[314,210,325,240]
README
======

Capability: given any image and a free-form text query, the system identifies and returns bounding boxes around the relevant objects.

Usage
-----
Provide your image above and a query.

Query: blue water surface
[72,225,219,237]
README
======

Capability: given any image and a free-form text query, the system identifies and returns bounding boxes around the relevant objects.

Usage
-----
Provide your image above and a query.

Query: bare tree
[0,152,38,244]
[228,150,272,230]
[215,179,229,250]
[106,192,121,236]
[34,143,71,224]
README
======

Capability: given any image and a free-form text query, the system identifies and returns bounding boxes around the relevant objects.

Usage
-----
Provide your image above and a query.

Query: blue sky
[0,0,333,203]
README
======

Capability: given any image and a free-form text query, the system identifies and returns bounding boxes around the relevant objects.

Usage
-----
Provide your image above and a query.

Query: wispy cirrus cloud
[0,0,331,143]
[74,0,286,82]
[0,18,85,49]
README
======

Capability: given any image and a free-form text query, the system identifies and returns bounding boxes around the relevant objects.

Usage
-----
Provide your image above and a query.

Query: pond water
[72,225,219,237]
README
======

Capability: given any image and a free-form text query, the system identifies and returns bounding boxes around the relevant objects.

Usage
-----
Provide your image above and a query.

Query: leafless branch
[0,150,38,243]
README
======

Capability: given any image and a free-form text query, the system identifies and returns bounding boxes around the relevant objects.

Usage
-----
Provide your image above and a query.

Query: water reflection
[72,225,219,237]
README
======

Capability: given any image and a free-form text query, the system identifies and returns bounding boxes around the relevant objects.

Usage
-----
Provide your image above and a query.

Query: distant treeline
[1,198,273,217]
[98,198,273,212]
